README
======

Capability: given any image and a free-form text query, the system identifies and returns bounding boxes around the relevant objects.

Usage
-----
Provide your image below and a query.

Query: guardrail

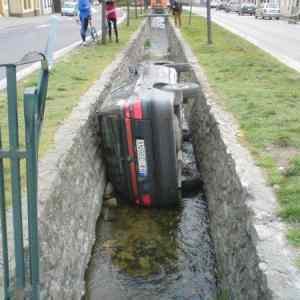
[0,16,58,300]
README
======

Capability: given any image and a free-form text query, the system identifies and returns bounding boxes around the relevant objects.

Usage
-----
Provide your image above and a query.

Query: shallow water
[84,141,217,300]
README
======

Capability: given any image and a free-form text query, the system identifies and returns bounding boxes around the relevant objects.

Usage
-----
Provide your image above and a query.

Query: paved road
[189,7,300,72]
[0,11,102,80]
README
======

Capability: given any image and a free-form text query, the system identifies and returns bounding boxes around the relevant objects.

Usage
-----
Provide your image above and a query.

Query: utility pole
[135,0,138,18]
[127,0,130,26]
[206,0,212,44]
[188,0,193,24]
[101,0,107,44]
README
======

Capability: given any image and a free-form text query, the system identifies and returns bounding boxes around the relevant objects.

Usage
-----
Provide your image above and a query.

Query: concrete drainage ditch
[35,14,300,300]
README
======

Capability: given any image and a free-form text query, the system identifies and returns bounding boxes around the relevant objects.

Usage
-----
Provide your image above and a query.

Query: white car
[61,2,78,16]
[255,3,280,19]
[210,1,219,8]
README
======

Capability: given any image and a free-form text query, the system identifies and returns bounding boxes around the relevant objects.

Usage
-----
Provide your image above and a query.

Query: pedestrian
[172,0,182,27]
[78,0,92,45]
[106,0,119,43]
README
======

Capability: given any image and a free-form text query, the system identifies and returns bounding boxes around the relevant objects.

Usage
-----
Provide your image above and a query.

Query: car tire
[276,17,280,20]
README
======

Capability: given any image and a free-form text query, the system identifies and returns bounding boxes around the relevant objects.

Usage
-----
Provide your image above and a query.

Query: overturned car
[98,61,199,207]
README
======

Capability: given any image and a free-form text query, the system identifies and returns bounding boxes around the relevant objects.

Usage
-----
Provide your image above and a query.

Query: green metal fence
[0,16,57,300]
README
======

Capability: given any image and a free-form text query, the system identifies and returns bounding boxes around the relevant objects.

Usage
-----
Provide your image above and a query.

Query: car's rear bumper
[263,12,280,17]
[241,10,255,14]
[61,11,76,16]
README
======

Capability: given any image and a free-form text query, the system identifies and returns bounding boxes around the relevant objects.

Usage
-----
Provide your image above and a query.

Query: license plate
[151,17,165,29]
[136,139,148,177]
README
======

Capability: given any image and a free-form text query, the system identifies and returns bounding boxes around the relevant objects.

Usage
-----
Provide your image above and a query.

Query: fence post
[6,65,26,299]
[24,88,40,300]
[0,129,10,300]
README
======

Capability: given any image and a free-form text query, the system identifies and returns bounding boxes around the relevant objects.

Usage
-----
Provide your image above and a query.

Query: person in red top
[106,0,119,43]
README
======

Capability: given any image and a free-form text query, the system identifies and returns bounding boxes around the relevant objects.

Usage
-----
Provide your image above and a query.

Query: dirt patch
[265,144,299,170]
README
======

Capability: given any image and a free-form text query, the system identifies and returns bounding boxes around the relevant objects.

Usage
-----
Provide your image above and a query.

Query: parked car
[238,3,256,15]
[224,2,232,12]
[255,3,280,19]
[211,1,219,8]
[98,61,199,207]
[229,1,241,13]
[216,1,226,10]
[61,1,78,16]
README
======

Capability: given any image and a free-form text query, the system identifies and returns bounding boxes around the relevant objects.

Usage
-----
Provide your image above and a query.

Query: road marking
[36,24,50,29]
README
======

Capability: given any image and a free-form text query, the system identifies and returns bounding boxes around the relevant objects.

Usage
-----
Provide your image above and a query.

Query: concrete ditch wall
[168,23,300,300]
[38,19,149,299]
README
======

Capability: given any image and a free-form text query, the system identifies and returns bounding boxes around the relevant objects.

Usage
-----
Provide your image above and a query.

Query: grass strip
[180,16,300,251]
[0,16,142,204]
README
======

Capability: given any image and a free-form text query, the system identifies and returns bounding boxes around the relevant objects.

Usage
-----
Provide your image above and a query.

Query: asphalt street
[189,7,300,72]
[0,12,101,80]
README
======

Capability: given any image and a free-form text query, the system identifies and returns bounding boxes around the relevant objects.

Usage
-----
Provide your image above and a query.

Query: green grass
[180,16,300,253]
[0,17,142,203]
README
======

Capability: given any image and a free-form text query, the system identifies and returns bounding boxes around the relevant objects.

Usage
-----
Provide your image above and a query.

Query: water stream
[84,141,217,300]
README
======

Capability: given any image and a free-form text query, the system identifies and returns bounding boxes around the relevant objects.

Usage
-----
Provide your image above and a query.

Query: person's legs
[174,11,178,27]
[80,16,89,42]
[107,19,112,41]
[178,11,182,27]
[112,19,118,42]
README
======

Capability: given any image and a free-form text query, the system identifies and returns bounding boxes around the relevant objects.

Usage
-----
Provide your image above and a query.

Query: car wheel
[255,15,257,18]
[276,17,280,20]
[61,13,63,16]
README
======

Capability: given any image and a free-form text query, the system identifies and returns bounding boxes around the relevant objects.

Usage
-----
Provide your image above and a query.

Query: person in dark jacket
[106,0,119,43]
[78,0,91,45]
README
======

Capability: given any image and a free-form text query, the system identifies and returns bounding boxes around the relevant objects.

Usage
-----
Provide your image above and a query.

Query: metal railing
[0,16,58,300]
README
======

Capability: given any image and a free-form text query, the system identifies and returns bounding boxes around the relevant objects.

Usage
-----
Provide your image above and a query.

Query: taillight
[142,194,152,206]
[132,97,143,120]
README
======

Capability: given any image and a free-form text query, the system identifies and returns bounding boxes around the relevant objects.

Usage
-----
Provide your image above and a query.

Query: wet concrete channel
[84,14,217,300]
[84,141,217,300]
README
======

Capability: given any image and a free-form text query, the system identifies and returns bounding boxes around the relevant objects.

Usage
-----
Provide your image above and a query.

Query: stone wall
[38,19,149,299]
[168,22,300,300]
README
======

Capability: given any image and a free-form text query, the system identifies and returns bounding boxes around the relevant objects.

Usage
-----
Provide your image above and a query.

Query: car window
[64,2,75,8]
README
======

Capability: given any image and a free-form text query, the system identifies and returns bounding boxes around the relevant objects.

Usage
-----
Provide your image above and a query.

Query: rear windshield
[266,2,279,8]
[64,2,76,8]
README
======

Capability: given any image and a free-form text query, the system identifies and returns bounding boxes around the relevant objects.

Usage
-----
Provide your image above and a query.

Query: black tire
[182,177,202,197]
